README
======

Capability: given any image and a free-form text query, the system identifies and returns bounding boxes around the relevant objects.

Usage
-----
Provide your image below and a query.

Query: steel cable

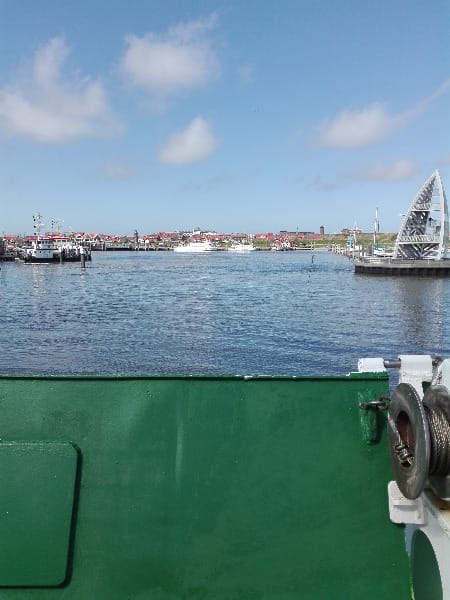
[423,402,450,476]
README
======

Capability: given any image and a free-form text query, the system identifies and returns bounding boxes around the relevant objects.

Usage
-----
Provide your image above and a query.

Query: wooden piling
[80,246,86,269]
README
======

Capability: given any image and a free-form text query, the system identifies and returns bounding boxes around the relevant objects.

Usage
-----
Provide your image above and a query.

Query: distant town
[1,226,396,252]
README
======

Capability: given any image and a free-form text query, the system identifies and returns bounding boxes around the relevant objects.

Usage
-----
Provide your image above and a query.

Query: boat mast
[348,221,358,253]
[32,213,44,239]
[51,218,63,235]
[373,207,379,249]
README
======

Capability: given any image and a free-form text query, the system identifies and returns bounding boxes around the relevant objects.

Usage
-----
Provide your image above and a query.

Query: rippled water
[1,250,449,375]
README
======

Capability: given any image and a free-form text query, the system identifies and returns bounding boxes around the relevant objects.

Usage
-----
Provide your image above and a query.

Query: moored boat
[228,242,255,252]
[373,247,394,258]
[16,214,92,263]
[17,237,92,263]
[20,238,57,263]
[173,240,217,252]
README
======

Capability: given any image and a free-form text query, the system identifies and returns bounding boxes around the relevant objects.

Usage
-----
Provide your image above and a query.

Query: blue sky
[0,0,449,235]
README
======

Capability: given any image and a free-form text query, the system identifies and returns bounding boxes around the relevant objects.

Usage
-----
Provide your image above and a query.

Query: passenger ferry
[173,240,217,252]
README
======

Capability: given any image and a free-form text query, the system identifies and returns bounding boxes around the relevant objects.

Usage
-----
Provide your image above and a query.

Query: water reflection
[390,277,447,356]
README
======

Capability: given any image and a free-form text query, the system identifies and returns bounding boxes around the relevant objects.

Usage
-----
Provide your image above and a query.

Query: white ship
[173,240,217,253]
[228,242,255,252]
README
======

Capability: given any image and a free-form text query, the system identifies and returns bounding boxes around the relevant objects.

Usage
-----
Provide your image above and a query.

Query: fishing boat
[16,215,91,263]
[18,237,58,263]
[18,237,91,263]
[55,239,92,262]
[0,354,448,597]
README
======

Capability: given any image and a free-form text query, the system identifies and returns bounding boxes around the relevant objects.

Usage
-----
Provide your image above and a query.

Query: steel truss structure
[393,170,448,260]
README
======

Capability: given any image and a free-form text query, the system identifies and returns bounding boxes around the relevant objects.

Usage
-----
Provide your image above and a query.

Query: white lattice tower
[393,171,448,260]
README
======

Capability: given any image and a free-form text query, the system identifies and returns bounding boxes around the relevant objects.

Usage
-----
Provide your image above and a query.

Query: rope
[423,402,450,476]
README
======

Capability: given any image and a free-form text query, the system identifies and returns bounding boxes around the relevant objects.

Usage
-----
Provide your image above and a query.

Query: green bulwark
[0,374,410,599]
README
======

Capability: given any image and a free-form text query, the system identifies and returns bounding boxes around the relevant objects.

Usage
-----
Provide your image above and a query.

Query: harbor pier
[354,257,450,276]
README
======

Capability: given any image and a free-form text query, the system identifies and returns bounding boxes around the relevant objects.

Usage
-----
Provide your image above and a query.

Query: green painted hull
[0,374,410,598]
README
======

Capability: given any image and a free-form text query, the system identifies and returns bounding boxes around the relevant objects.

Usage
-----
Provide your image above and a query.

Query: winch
[360,355,450,600]
[389,382,450,501]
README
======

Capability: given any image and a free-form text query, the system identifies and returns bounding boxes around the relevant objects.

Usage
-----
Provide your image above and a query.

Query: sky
[0,0,449,236]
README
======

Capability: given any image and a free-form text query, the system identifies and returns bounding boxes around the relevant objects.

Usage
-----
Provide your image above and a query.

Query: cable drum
[423,385,450,477]
[388,383,450,500]
[388,383,430,500]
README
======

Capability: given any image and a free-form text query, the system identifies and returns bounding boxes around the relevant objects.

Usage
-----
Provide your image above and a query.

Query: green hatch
[0,442,79,587]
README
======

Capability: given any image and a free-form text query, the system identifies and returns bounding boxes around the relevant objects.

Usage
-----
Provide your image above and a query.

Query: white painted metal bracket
[388,481,426,525]
[398,355,433,398]
[357,357,386,373]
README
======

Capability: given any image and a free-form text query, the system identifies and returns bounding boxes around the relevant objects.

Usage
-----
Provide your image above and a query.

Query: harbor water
[1,250,449,376]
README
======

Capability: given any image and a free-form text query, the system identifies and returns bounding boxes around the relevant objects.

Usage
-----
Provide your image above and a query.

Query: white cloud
[350,159,417,182]
[314,79,450,149]
[0,37,123,143]
[157,117,219,165]
[118,14,219,104]
[316,103,398,148]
